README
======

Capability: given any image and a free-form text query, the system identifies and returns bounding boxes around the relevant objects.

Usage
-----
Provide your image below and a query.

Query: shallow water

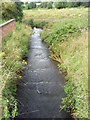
[16,28,73,118]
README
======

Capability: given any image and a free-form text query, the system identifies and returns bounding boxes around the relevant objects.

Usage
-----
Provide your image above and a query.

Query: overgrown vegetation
[1,5,88,119]
[40,8,88,118]
[1,23,32,118]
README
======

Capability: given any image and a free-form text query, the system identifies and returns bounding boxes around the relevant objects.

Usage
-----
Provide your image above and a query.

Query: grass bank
[1,23,32,118]
[40,9,88,118]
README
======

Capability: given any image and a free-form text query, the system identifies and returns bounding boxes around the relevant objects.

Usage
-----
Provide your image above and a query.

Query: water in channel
[16,28,73,119]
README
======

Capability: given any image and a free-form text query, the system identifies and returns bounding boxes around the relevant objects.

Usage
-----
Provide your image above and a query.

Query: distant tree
[55,2,67,9]
[40,2,47,8]
[15,2,23,22]
[71,2,84,7]
[47,2,52,9]
[71,2,78,7]
[80,2,90,7]
[28,2,36,9]
[55,2,84,9]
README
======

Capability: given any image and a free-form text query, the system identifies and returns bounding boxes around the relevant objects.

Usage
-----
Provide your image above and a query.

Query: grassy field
[1,23,32,118]
[24,8,88,119]
[23,7,88,22]
[23,8,88,29]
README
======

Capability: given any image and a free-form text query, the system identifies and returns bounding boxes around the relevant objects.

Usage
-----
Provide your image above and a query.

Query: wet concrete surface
[16,28,73,119]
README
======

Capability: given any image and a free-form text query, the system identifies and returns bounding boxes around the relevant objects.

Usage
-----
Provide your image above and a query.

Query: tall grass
[60,30,88,118]
[41,10,88,118]
[1,23,32,118]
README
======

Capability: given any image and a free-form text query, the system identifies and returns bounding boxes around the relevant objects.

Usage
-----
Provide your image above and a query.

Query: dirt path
[16,28,73,118]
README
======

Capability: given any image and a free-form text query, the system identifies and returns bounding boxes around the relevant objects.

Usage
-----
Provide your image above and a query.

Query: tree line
[23,2,89,10]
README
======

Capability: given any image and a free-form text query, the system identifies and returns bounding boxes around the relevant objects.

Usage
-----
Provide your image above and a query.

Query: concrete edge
[0,19,15,28]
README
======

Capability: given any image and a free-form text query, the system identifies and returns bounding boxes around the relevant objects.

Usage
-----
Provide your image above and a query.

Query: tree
[2,0,23,22]
[47,2,52,9]
[28,2,36,9]
[15,2,23,22]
